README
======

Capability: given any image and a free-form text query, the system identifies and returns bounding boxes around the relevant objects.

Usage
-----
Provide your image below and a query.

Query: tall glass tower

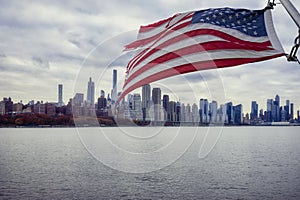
[112,69,117,103]
[58,84,63,107]
[142,84,151,120]
[87,77,95,105]
[152,88,161,121]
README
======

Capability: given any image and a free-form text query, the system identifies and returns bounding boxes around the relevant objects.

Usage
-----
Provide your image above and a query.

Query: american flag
[118,8,285,103]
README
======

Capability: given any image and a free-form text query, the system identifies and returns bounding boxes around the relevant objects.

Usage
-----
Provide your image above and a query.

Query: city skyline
[2,71,300,119]
[1,71,299,122]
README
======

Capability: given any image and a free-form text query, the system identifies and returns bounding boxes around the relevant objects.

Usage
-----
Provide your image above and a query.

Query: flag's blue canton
[192,8,267,37]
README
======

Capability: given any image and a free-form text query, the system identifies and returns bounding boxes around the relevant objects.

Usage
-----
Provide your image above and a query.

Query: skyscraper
[290,103,294,121]
[58,84,63,107]
[233,104,243,125]
[152,88,161,105]
[162,95,169,120]
[152,88,161,121]
[267,99,273,122]
[100,90,105,98]
[251,101,258,121]
[87,77,95,105]
[113,69,117,90]
[285,100,290,121]
[210,100,218,123]
[133,93,142,111]
[142,85,151,107]
[226,102,233,124]
[112,69,117,103]
[274,95,280,122]
[142,84,151,120]
[200,99,209,124]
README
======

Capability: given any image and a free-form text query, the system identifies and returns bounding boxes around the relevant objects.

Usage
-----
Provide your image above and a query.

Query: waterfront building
[210,100,218,123]
[163,95,169,121]
[267,99,273,122]
[142,84,151,120]
[226,102,233,124]
[46,103,56,116]
[233,104,243,125]
[100,90,105,98]
[199,99,209,124]
[58,84,64,107]
[191,103,199,123]
[34,101,46,114]
[87,77,95,105]
[250,101,258,120]
[111,69,117,104]
[73,93,84,106]
[152,88,161,121]
[290,103,294,121]
[13,103,23,114]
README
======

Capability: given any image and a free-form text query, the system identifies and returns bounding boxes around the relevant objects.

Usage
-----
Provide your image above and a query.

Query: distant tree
[15,118,24,126]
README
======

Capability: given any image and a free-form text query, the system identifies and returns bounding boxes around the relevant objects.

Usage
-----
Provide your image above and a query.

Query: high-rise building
[152,88,161,121]
[185,103,192,122]
[58,84,63,107]
[162,95,169,120]
[273,95,280,122]
[285,100,290,121]
[250,101,258,121]
[87,77,95,105]
[133,94,141,111]
[181,103,187,122]
[97,97,107,110]
[199,99,209,124]
[192,103,199,123]
[290,103,294,121]
[226,102,233,124]
[113,69,117,90]
[168,101,176,122]
[142,84,151,120]
[210,100,218,123]
[233,104,243,125]
[218,104,227,123]
[100,90,105,98]
[132,93,142,120]
[73,93,84,106]
[152,88,161,105]
[112,69,117,104]
[267,99,273,122]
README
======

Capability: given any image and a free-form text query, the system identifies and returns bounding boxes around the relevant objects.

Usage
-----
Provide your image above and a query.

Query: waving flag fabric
[118,7,285,103]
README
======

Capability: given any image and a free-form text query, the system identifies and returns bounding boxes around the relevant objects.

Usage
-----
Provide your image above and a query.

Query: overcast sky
[0,0,300,113]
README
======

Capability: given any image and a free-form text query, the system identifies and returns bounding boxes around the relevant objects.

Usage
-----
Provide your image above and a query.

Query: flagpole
[279,0,300,29]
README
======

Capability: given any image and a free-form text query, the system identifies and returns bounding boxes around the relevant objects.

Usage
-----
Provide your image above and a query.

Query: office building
[100,90,105,98]
[210,100,218,123]
[250,101,258,121]
[142,84,151,120]
[152,88,161,121]
[87,77,95,105]
[163,95,169,120]
[199,99,209,124]
[73,93,84,106]
[112,69,117,104]
[233,104,243,125]
[58,84,64,107]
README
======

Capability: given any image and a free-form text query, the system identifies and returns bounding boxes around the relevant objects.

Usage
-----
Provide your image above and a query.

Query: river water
[0,127,299,199]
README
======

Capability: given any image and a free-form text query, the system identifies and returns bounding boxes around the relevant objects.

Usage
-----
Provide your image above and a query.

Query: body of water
[0,127,300,199]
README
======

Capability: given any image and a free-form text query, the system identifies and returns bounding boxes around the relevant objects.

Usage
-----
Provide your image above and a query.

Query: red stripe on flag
[124,21,191,50]
[123,41,275,88]
[117,53,284,104]
[127,29,272,73]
